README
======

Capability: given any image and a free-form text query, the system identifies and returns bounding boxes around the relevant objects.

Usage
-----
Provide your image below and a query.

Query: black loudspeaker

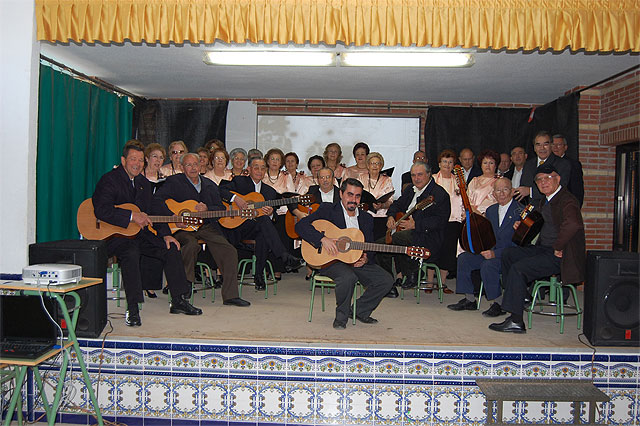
[29,240,108,338]
[584,250,639,347]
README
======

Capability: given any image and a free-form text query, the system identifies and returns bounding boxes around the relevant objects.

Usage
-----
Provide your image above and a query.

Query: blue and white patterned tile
[345,357,375,379]
[344,383,375,424]
[609,356,638,384]
[404,357,434,379]
[373,383,402,425]
[316,356,346,379]
[200,351,228,374]
[433,359,463,381]
[521,400,549,424]
[522,361,551,378]
[228,353,258,377]
[228,378,257,422]
[463,360,492,379]
[607,387,636,425]
[374,357,403,378]
[579,355,609,383]
[256,354,288,377]
[116,349,144,370]
[142,375,172,418]
[316,382,345,424]
[200,378,228,422]
[93,373,117,416]
[286,381,316,425]
[403,384,432,424]
[287,355,316,377]
[172,375,200,420]
[143,350,172,371]
[551,361,581,378]
[256,380,287,423]
[634,387,639,425]
[173,345,200,373]
[115,373,144,417]
[461,385,487,424]
[432,384,462,423]
[86,346,116,369]
[548,401,576,424]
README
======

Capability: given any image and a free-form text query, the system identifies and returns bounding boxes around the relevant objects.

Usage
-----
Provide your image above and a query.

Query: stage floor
[103,269,620,352]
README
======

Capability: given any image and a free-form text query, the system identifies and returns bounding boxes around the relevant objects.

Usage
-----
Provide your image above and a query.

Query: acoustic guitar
[452,165,496,254]
[301,220,430,268]
[76,198,202,240]
[511,204,544,246]
[164,199,257,234]
[285,203,320,239]
[385,195,435,244]
[219,192,315,229]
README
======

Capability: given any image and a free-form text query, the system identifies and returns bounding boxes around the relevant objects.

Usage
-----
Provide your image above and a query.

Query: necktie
[539,159,545,166]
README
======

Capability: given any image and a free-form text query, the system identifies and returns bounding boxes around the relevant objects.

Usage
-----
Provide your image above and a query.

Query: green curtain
[37,64,133,242]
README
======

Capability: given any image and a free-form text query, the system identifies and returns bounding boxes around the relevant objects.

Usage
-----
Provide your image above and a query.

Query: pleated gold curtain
[36,0,640,52]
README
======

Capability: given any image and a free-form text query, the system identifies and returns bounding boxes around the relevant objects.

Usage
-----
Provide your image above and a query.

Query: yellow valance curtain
[36,0,640,52]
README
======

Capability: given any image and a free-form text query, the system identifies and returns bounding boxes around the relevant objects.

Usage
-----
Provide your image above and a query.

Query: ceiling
[39,42,639,104]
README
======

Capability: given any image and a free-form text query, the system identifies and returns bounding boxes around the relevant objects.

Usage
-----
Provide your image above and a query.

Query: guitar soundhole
[335,237,352,252]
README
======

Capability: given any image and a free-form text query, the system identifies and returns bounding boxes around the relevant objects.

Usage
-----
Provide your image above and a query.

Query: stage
[9,270,640,425]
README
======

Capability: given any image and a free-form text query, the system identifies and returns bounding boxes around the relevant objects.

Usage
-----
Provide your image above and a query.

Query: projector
[22,264,82,285]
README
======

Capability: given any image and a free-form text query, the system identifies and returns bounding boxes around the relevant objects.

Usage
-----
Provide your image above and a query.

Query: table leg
[588,401,596,424]
[573,401,580,424]
[3,366,27,426]
[496,399,503,423]
[33,366,55,425]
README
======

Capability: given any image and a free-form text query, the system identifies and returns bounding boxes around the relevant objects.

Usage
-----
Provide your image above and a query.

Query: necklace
[291,171,299,186]
[267,170,280,184]
[368,173,380,191]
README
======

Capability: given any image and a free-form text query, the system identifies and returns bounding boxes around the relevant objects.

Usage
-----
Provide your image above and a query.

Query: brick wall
[227,71,639,251]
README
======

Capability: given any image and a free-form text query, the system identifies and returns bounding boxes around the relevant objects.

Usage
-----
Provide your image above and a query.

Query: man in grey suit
[514,130,571,203]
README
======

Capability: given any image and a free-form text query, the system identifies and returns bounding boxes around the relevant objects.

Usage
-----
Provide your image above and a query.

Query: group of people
[91,131,585,333]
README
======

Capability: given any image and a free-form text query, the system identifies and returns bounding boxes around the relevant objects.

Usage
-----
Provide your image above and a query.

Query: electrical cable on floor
[577,332,603,419]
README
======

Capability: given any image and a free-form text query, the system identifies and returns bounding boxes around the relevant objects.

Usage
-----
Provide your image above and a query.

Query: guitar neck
[148,215,183,223]
[253,196,301,209]
[187,209,246,219]
[349,241,412,255]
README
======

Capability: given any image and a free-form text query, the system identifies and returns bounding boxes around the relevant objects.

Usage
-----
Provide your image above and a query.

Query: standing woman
[204,148,233,185]
[468,150,500,215]
[160,140,187,177]
[229,147,249,177]
[344,141,370,179]
[323,142,346,183]
[432,149,465,292]
[284,152,308,195]
[359,152,394,240]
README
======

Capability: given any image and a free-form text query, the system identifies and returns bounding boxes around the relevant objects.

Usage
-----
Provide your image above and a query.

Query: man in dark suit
[380,161,451,289]
[400,150,427,191]
[490,163,585,333]
[220,157,303,290]
[552,134,584,206]
[448,177,521,316]
[92,141,202,327]
[459,148,482,184]
[515,130,571,203]
[498,152,514,179]
[153,153,250,307]
[302,167,341,205]
[296,178,394,329]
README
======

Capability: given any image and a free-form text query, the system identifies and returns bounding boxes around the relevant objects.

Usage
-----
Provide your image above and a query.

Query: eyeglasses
[172,150,185,155]
[534,142,550,148]
[493,188,512,193]
[369,162,382,166]
[534,174,556,183]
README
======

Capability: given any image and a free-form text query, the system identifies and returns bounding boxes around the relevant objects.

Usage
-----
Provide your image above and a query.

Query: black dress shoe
[482,302,507,317]
[213,278,222,289]
[489,318,526,333]
[401,271,418,289]
[162,286,169,295]
[333,319,346,329]
[385,286,399,298]
[254,274,267,291]
[283,254,305,272]
[356,315,378,324]
[170,295,203,315]
[144,290,158,299]
[447,298,476,311]
[125,309,141,327]
[223,297,251,307]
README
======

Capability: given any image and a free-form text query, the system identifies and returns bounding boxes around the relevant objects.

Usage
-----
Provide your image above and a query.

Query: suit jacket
[520,153,571,201]
[219,175,278,203]
[564,155,584,207]
[537,187,585,284]
[92,165,160,245]
[485,200,521,258]
[152,173,226,238]
[307,184,341,204]
[295,201,377,264]
[386,179,450,251]
[465,164,482,184]
[500,165,514,180]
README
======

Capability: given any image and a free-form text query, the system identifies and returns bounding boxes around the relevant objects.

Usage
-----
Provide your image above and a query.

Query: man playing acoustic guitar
[295,178,394,330]
[92,140,202,327]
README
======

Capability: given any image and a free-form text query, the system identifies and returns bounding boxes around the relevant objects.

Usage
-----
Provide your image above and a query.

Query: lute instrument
[385,195,435,244]
[220,192,315,229]
[452,165,496,253]
[76,198,202,240]
[301,220,430,268]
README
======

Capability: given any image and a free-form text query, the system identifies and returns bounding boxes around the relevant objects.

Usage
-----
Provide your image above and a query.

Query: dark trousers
[376,230,418,277]
[456,252,502,300]
[107,236,190,309]
[226,216,287,276]
[320,262,394,322]
[174,224,240,301]
[500,245,561,315]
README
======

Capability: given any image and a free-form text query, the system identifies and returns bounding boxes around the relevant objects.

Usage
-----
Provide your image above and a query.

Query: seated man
[379,161,450,289]
[296,178,394,329]
[92,140,202,327]
[153,152,250,307]
[490,163,585,333]
[220,157,304,290]
[447,178,520,316]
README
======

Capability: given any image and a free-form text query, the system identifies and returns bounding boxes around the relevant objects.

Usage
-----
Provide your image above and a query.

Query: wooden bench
[476,378,610,424]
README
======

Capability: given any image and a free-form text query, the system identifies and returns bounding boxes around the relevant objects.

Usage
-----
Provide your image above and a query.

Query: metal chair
[237,240,277,299]
[400,262,444,303]
[308,272,360,324]
[527,275,582,334]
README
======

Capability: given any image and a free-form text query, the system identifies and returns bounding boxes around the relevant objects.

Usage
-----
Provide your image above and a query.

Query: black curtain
[132,99,229,151]
[424,93,580,170]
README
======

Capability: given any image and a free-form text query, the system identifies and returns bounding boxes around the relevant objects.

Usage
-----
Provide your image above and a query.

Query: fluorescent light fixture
[204,51,336,66]
[340,52,474,67]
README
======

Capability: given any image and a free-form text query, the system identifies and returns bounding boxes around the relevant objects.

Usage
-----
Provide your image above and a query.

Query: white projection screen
[257,114,421,195]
